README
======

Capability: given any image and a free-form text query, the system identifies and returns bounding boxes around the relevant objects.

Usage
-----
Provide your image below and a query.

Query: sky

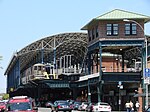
[0,0,150,93]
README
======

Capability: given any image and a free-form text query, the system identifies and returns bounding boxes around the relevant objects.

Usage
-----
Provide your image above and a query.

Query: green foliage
[2,94,9,100]
[0,56,2,60]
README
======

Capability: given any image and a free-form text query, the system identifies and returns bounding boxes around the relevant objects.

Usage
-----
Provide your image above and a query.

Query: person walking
[125,101,131,112]
[135,101,140,112]
[129,101,134,112]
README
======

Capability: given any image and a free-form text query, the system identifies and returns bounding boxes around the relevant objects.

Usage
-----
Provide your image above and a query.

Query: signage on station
[144,68,150,84]
[144,68,150,78]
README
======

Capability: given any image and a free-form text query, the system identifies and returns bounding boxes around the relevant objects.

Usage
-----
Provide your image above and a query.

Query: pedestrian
[125,101,131,112]
[129,101,134,112]
[135,101,140,112]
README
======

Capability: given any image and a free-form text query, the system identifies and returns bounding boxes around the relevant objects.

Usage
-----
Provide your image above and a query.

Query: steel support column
[88,79,91,103]
[88,53,91,75]
[97,52,99,72]
[122,53,124,72]
[53,37,56,70]
[98,42,102,102]
[18,58,21,86]
[88,53,91,103]
[142,42,146,110]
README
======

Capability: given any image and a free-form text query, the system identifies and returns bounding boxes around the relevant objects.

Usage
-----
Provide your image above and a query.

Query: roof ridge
[81,9,150,30]
[95,9,150,19]
[115,9,150,18]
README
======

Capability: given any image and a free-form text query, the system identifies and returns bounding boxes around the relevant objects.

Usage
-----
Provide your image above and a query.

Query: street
[38,107,84,112]
[37,107,127,112]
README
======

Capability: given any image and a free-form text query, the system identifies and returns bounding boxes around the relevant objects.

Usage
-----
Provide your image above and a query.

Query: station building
[4,9,150,111]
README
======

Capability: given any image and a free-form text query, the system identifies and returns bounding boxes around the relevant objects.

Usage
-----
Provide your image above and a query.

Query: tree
[0,55,2,69]
[2,94,9,100]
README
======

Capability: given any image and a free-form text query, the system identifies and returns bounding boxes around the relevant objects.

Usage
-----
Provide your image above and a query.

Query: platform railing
[56,67,82,75]
[56,67,142,75]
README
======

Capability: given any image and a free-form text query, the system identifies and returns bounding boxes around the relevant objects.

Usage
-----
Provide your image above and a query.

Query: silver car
[54,100,72,112]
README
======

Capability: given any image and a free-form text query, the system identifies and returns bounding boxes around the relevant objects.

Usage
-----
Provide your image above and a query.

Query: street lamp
[123,19,147,68]
[123,19,148,109]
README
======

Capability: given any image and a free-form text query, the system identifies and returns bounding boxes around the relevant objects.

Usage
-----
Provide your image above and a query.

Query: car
[6,96,38,112]
[92,102,111,112]
[53,100,72,112]
[145,107,150,112]
[72,101,82,110]
[0,101,7,112]
[67,99,74,105]
[78,102,88,111]
[85,102,95,112]
[45,101,55,110]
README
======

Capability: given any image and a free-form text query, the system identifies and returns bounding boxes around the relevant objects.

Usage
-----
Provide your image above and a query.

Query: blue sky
[0,0,150,93]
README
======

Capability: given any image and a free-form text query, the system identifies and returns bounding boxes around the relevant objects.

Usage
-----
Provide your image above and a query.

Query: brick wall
[88,20,145,44]
[92,56,127,73]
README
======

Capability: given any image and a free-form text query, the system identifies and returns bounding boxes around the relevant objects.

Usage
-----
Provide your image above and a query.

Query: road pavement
[38,107,82,112]
[37,107,127,112]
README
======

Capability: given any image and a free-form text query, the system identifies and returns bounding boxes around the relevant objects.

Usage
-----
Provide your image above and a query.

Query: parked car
[145,107,150,112]
[0,101,6,112]
[78,102,88,111]
[53,100,72,112]
[67,99,74,105]
[45,101,55,110]
[5,96,38,112]
[72,101,82,110]
[92,102,111,112]
[85,102,95,112]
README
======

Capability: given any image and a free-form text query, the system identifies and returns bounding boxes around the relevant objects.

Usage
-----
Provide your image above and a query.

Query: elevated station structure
[4,32,88,98]
[81,9,150,111]
[4,9,150,111]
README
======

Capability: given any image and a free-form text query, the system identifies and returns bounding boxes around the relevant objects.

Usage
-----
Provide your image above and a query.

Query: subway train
[21,63,58,84]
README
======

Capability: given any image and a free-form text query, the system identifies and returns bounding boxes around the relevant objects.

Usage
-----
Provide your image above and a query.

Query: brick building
[81,9,150,111]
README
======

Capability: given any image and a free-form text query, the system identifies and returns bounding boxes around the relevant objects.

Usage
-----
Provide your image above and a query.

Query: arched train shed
[4,32,88,99]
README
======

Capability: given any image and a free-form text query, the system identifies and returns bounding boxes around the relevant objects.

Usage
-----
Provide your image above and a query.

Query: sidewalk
[112,111,126,112]
[112,111,138,112]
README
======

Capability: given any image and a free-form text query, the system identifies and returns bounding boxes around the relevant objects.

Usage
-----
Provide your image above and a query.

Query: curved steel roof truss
[5,33,88,75]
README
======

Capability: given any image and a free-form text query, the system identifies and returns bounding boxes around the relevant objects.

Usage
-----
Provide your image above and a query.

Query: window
[107,24,112,35]
[125,23,137,35]
[92,28,95,40]
[88,30,92,42]
[132,23,137,34]
[8,102,31,111]
[34,66,37,70]
[38,66,42,70]
[96,26,99,37]
[125,24,130,35]
[113,24,118,35]
[106,24,118,36]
